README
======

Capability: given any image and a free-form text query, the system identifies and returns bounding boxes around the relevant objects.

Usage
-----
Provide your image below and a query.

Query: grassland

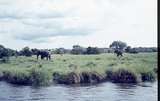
[0,53,157,86]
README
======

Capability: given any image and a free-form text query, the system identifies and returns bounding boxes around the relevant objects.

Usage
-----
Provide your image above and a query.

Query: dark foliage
[125,46,139,54]
[85,47,100,54]
[109,41,127,50]
[0,45,17,62]
[20,46,32,57]
[71,45,86,55]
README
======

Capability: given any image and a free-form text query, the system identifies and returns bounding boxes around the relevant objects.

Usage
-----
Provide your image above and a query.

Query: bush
[106,68,141,83]
[129,48,138,54]
[53,71,106,84]
[80,72,106,83]
[20,47,32,57]
[85,47,100,54]
[53,72,75,84]
[54,48,66,54]
[153,68,158,73]
[29,68,52,86]
[71,45,86,55]
[1,68,53,86]
[0,71,3,80]
[140,71,156,82]
[2,70,31,85]
[0,57,10,63]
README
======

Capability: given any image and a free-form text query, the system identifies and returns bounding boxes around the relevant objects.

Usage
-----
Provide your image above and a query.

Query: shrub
[53,71,106,84]
[0,57,10,63]
[53,72,72,84]
[106,68,141,83]
[85,47,100,54]
[140,71,156,82]
[80,71,106,83]
[20,46,32,57]
[153,68,158,73]
[2,70,31,85]
[0,45,10,58]
[106,68,114,80]
[29,68,52,86]
[0,71,3,80]
[71,45,86,55]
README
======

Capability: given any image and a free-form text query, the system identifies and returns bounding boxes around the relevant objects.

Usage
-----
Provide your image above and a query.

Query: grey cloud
[14,26,92,42]
[0,18,92,42]
[0,8,65,19]
[0,16,94,42]
[0,0,95,43]
[0,0,67,19]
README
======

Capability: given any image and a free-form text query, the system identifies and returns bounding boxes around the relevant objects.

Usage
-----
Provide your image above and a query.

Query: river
[0,81,157,101]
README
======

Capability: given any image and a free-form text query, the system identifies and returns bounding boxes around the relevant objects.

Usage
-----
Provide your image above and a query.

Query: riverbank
[0,53,157,86]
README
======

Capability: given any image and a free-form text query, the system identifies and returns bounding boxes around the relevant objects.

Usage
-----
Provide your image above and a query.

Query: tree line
[54,41,157,54]
[0,41,157,62]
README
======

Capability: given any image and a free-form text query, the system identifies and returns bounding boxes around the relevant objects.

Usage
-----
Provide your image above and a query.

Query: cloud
[0,17,94,42]
[0,0,157,49]
[0,0,67,19]
[0,0,100,42]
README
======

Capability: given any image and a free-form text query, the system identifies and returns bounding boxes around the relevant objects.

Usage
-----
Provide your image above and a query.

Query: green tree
[71,45,86,55]
[0,45,10,58]
[55,48,66,54]
[0,45,10,62]
[85,47,100,54]
[21,46,32,57]
[125,46,131,52]
[109,41,127,50]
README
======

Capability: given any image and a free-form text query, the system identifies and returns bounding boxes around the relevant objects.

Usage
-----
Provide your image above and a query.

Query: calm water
[0,81,157,101]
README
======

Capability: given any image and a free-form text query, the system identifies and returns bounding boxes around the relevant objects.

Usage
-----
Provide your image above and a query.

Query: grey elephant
[36,50,51,60]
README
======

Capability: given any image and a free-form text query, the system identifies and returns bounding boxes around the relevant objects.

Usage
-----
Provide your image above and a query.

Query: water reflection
[0,81,157,101]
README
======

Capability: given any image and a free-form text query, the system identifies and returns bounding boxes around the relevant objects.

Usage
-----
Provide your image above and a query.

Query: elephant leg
[120,53,123,57]
[37,55,38,60]
[49,55,51,60]
[118,53,121,57]
[41,55,44,60]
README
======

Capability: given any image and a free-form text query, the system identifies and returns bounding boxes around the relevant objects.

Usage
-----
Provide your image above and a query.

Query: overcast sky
[0,0,157,50]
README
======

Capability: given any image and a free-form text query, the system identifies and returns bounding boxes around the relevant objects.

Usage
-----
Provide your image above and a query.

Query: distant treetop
[109,41,127,50]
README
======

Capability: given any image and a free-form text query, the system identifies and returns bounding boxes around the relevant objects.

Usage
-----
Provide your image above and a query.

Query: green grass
[0,53,157,85]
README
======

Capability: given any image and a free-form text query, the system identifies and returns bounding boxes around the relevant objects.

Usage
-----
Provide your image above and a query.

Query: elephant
[114,49,123,57]
[36,50,51,60]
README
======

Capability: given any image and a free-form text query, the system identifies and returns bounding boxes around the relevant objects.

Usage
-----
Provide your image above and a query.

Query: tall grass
[0,53,157,85]
[29,67,52,86]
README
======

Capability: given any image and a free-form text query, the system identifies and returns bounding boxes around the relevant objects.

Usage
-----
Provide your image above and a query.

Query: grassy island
[0,53,157,86]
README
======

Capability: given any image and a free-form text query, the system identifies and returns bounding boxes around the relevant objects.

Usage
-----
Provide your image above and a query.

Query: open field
[0,53,157,86]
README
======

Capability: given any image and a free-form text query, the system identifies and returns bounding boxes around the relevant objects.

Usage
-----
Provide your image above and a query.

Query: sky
[0,0,157,50]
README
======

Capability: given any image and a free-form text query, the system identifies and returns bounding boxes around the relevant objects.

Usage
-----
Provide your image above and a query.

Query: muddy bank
[0,68,157,86]
[52,68,156,85]
[0,68,52,86]
[53,71,106,84]
[105,68,141,83]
